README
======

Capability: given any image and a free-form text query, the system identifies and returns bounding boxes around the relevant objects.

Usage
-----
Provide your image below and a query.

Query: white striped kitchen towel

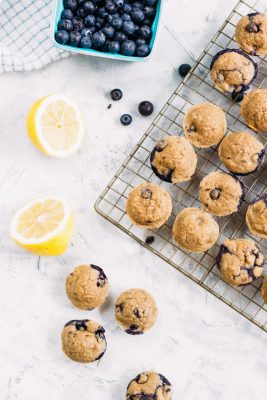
[0,0,69,72]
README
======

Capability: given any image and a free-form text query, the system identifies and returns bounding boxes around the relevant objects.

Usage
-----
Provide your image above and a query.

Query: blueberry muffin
[210,49,257,93]
[150,136,197,183]
[126,371,172,400]
[115,288,158,335]
[172,207,219,252]
[235,13,267,56]
[61,319,106,363]
[217,239,264,286]
[261,276,267,304]
[65,264,109,310]
[183,103,227,148]
[126,182,172,229]
[240,89,267,132]
[219,131,265,175]
[246,194,267,239]
[199,172,245,216]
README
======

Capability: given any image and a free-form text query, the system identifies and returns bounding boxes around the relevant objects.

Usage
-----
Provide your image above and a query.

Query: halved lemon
[10,196,74,256]
[26,94,84,158]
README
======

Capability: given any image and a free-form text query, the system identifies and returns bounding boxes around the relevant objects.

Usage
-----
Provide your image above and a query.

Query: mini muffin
[150,136,197,183]
[183,103,227,148]
[217,239,264,286]
[235,13,267,56]
[261,276,267,304]
[240,89,267,132]
[172,207,219,252]
[66,264,109,310]
[61,319,106,363]
[115,288,158,335]
[246,194,267,239]
[199,172,245,216]
[126,371,173,400]
[219,131,265,175]
[126,182,172,229]
[210,49,257,93]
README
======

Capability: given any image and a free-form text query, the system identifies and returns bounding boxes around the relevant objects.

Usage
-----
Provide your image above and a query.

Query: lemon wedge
[26,94,84,158]
[10,196,74,256]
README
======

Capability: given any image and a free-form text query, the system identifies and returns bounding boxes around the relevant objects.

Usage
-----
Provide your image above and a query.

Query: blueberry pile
[55,0,158,58]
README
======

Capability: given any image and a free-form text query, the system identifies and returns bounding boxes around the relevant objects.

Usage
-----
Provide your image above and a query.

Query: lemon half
[26,94,84,158]
[10,196,74,256]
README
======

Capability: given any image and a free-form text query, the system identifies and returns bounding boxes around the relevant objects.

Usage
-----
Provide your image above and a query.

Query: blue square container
[52,0,162,61]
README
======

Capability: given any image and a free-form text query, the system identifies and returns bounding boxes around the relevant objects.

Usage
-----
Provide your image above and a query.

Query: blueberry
[63,0,78,11]
[97,6,108,18]
[131,25,140,39]
[85,14,96,26]
[123,2,132,12]
[77,0,86,4]
[72,16,84,31]
[136,44,150,57]
[114,0,124,8]
[121,13,132,22]
[102,26,115,38]
[81,27,94,37]
[69,30,82,46]
[92,31,106,47]
[120,114,132,125]
[143,17,152,26]
[58,19,73,31]
[96,16,105,29]
[108,40,120,53]
[231,91,244,102]
[178,63,191,77]
[105,0,116,12]
[102,39,111,51]
[113,31,127,42]
[143,6,155,18]
[138,100,154,116]
[61,9,73,20]
[123,21,135,35]
[131,10,145,24]
[121,39,136,56]
[77,7,87,17]
[111,88,123,100]
[55,30,69,44]
[81,36,92,48]
[84,1,95,13]
[145,235,155,245]
[110,17,123,30]
[145,0,157,5]
[135,38,146,46]
[139,24,151,40]
[132,1,143,10]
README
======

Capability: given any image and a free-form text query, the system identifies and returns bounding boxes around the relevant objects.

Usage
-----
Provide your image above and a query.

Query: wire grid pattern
[95,0,267,332]
[0,0,68,72]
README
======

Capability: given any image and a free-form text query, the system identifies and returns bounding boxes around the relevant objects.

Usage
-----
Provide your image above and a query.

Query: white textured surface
[1,1,267,399]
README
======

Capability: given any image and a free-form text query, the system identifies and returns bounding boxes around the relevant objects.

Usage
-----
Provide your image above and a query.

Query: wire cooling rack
[95,0,267,332]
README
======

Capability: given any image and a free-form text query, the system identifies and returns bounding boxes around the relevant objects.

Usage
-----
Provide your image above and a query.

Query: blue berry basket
[51,0,162,61]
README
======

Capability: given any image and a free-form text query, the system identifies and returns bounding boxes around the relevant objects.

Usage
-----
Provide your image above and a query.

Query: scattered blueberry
[55,30,69,44]
[131,10,145,23]
[132,1,143,10]
[92,31,106,47]
[107,103,112,109]
[178,63,191,77]
[138,100,154,116]
[69,30,82,46]
[72,16,84,30]
[84,14,96,26]
[81,36,92,48]
[145,235,155,245]
[63,0,78,11]
[84,1,95,13]
[139,24,151,39]
[111,17,123,30]
[111,88,123,101]
[102,26,115,38]
[113,31,127,42]
[143,5,155,18]
[121,39,136,56]
[61,9,73,20]
[109,40,120,53]
[123,21,135,35]
[136,43,150,57]
[123,2,132,12]
[58,19,73,31]
[120,114,132,125]
[232,91,244,102]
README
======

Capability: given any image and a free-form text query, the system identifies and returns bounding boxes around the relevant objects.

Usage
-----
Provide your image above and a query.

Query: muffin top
[218,131,265,175]
[183,103,226,148]
[240,89,267,132]
[235,13,267,56]
[126,371,172,400]
[210,49,257,93]
[246,194,267,239]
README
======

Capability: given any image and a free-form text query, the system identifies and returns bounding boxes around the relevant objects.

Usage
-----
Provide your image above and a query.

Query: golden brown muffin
[240,89,267,132]
[235,13,267,56]
[126,371,173,399]
[246,194,267,239]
